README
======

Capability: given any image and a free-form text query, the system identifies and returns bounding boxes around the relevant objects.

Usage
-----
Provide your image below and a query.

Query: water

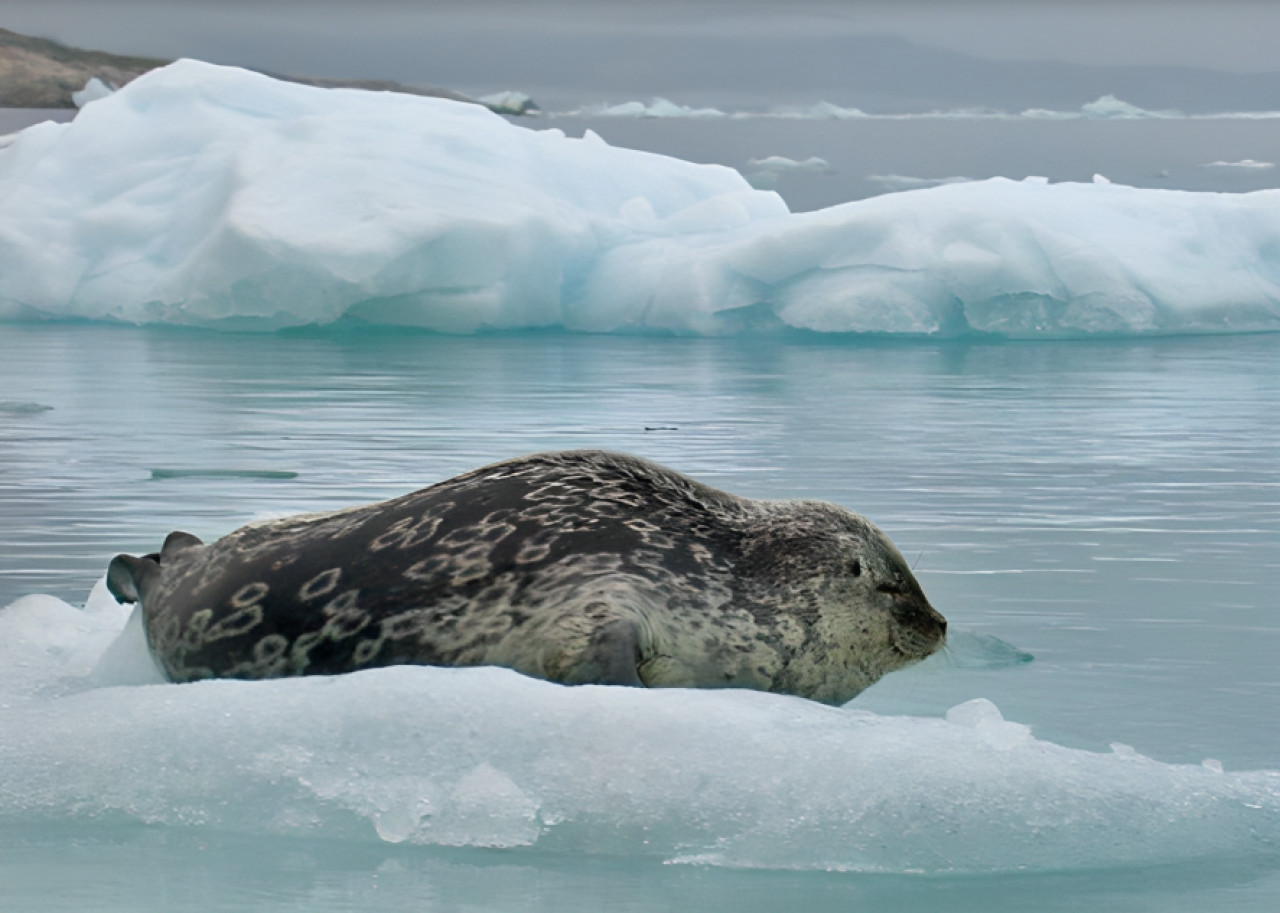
[559,114,1280,211]
[1,324,1278,909]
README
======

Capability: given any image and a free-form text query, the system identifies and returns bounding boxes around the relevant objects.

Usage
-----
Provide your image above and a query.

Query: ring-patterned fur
[107,450,945,704]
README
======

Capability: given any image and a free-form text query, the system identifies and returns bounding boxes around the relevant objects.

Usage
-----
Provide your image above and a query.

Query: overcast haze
[6,1,1280,110]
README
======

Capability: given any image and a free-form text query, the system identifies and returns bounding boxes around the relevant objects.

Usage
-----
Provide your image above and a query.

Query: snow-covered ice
[0,60,1277,336]
[2,581,1279,873]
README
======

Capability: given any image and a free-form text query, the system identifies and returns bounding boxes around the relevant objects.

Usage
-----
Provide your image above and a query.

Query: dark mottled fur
[108,450,945,703]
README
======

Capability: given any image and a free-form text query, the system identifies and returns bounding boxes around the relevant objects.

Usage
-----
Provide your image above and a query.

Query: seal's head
[738,500,946,703]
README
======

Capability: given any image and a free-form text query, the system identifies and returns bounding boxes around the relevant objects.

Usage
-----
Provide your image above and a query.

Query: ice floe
[2,582,1279,873]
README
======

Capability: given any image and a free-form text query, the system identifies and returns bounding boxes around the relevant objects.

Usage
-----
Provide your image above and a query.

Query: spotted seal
[107,450,945,703]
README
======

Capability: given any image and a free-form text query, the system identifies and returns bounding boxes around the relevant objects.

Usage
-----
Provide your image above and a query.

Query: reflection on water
[2,325,1278,759]
[5,825,1280,913]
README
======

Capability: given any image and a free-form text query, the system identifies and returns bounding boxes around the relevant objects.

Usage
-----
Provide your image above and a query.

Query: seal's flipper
[106,554,161,605]
[563,618,644,687]
[161,530,204,560]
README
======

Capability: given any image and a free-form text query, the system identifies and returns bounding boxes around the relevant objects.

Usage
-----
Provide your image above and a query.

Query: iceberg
[867,173,974,191]
[744,155,834,176]
[1079,94,1181,119]
[0,60,1277,337]
[568,97,729,118]
[3,582,1280,873]
[71,76,116,108]
[1021,94,1182,120]
[1203,159,1275,170]
[742,155,835,190]
[477,90,539,116]
[763,101,871,120]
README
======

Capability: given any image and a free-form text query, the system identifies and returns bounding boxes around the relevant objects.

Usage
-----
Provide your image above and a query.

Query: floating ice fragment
[944,699,1032,750]
[0,401,53,414]
[149,468,300,480]
[933,629,1034,668]
[71,77,115,108]
[1202,159,1274,169]
[768,101,870,120]
[866,174,973,191]
[1080,95,1181,119]
[744,156,833,175]
[477,90,539,115]
[572,98,727,118]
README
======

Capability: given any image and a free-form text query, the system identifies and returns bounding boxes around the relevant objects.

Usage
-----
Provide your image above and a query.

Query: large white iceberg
[0,60,1277,337]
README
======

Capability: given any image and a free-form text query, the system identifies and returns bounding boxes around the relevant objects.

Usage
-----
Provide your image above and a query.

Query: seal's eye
[848,559,862,577]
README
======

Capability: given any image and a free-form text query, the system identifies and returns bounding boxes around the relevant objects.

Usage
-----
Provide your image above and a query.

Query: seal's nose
[894,598,947,643]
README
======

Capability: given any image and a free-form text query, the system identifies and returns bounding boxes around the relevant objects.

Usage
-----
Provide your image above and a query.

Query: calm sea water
[563,114,1280,211]
[1,324,1278,910]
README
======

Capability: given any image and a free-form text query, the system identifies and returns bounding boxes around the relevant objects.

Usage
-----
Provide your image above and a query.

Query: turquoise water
[1,325,1278,909]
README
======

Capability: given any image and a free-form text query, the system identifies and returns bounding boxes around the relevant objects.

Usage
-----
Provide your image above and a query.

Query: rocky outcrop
[0,28,533,114]
[0,28,165,106]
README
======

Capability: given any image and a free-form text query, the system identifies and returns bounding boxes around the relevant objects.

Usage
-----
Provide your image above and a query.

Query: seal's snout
[924,603,947,636]
[891,597,947,655]
[927,607,948,646]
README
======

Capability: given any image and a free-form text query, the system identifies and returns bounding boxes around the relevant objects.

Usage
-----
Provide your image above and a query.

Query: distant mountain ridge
[0,28,493,110]
[479,31,1280,114]
[4,25,1278,116]
[806,35,1280,114]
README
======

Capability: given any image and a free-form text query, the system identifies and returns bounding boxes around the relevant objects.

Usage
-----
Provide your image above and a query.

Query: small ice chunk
[867,174,973,191]
[478,90,539,115]
[934,629,1034,668]
[946,698,1032,750]
[1202,159,1274,169]
[577,98,727,119]
[946,697,1006,728]
[769,101,869,120]
[744,156,834,176]
[1081,95,1180,119]
[72,77,115,108]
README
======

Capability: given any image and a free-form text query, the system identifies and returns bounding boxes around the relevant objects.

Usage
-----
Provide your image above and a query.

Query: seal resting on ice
[107,450,945,703]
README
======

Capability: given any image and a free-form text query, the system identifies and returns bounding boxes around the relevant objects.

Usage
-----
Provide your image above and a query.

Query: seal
[107,450,945,704]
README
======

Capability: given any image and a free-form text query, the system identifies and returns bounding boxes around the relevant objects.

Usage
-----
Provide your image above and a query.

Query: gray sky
[6,1,1280,108]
